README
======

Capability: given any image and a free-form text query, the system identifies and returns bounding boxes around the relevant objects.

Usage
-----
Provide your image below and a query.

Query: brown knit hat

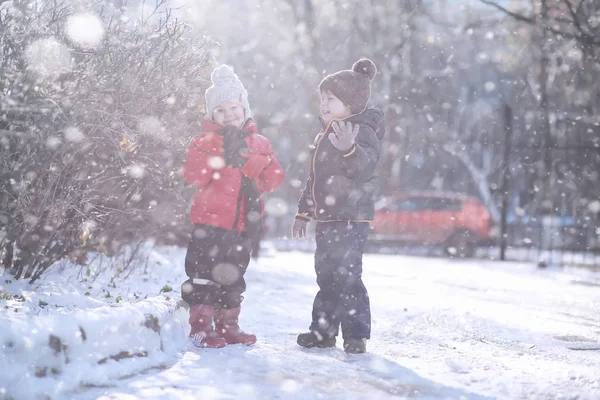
[319,58,377,114]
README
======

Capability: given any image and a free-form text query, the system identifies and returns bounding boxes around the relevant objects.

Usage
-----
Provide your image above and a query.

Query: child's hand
[241,153,271,179]
[329,121,359,152]
[291,218,308,239]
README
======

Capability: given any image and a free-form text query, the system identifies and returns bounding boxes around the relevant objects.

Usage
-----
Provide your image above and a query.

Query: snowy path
[91,341,484,400]
[82,249,600,400]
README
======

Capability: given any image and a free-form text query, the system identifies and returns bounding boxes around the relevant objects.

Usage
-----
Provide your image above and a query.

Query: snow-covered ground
[2,244,600,399]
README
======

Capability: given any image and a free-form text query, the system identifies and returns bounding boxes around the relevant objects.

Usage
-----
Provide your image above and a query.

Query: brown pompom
[352,58,377,80]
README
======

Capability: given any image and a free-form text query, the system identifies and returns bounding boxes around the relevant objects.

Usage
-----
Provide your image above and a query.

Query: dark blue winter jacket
[296,107,385,222]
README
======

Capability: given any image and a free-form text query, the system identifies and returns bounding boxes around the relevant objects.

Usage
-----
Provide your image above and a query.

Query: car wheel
[445,230,477,258]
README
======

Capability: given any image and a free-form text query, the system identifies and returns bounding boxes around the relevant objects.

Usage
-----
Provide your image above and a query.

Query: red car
[370,192,492,257]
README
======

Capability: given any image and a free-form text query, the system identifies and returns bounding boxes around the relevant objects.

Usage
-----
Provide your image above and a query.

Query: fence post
[500,105,513,261]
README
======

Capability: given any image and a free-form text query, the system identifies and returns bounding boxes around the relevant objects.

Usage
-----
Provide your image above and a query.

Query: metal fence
[493,139,600,267]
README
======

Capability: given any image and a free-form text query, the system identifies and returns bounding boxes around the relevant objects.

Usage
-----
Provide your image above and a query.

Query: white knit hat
[205,65,251,120]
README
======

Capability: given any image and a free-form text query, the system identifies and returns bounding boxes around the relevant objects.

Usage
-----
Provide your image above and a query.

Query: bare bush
[0,0,211,282]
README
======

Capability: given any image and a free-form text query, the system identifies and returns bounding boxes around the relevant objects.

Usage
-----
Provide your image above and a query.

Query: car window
[421,197,462,211]
[388,197,463,212]
[390,198,422,211]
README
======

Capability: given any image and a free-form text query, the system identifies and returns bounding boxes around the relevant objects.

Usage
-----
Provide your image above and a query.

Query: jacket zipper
[230,119,252,230]
[311,119,334,219]
[232,186,244,230]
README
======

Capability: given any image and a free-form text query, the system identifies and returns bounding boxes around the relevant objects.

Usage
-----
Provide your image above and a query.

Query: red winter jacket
[184,118,285,231]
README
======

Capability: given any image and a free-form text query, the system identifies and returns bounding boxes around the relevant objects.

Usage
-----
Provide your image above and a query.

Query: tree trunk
[539,0,553,213]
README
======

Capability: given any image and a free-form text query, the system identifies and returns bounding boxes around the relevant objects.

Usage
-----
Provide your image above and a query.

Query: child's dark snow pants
[309,221,371,340]
[181,225,252,309]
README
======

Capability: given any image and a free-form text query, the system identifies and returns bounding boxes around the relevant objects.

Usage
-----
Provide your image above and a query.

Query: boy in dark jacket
[292,58,385,354]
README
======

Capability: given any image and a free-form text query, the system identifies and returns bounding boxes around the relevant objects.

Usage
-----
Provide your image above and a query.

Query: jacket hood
[348,107,385,140]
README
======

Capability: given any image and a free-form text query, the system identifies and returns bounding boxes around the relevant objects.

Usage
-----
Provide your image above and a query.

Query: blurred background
[2,0,600,281]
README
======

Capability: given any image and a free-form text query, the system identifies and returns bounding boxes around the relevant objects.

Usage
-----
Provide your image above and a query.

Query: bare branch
[479,0,600,47]
[561,0,584,33]
[478,0,535,24]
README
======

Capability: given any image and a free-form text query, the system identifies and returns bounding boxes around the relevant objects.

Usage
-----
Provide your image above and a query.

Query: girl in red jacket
[182,65,284,348]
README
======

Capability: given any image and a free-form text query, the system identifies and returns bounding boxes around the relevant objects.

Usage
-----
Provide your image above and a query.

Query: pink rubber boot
[214,307,257,345]
[189,304,227,348]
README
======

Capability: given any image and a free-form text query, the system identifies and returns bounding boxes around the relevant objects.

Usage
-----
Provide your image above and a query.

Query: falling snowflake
[211,263,240,286]
[25,37,72,79]
[138,116,166,139]
[484,82,496,92]
[130,193,142,203]
[265,197,289,217]
[208,156,225,169]
[193,228,208,239]
[247,211,262,223]
[297,151,310,162]
[588,201,600,213]
[66,13,105,48]
[45,136,62,150]
[126,164,146,179]
[64,127,86,143]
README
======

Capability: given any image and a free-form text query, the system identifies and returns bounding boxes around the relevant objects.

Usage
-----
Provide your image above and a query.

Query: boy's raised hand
[329,121,359,152]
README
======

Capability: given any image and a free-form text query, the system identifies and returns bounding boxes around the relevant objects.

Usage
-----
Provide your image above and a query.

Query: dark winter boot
[343,338,367,354]
[214,307,257,345]
[297,331,336,349]
[189,304,227,348]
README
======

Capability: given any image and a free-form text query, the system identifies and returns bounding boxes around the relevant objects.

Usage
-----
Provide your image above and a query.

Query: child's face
[212,101,246,129]
[320,91,351,123]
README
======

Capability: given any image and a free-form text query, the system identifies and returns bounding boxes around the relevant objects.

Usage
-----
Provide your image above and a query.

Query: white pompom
[211,65,237,84]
